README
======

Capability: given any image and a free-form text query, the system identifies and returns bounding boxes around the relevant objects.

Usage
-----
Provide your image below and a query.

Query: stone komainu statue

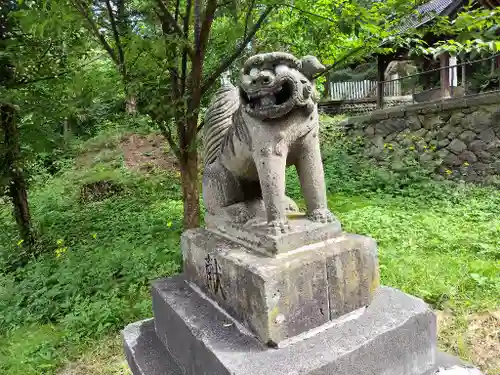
[202,52,336,234]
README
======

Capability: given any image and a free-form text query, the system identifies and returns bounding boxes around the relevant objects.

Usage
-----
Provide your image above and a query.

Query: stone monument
[122,52,483,375]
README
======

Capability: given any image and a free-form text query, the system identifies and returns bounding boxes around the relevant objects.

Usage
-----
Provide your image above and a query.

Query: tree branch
[116,0,128,38]
[175,0,181,22]
[105,0,126,70]
[217,0,234,7]
[196,119,204,132]
[71,0,118,64]
[187,0,217,114]
[155,0,195,59]
[180,0,192,97]
[156,0,186,36]
[39,41,53,61]
[158,121,181,159]
[129,48,145,69]
[194,0,201,50]
[243,0,256,39]
[201,5,274,96]
[197,0,217,57]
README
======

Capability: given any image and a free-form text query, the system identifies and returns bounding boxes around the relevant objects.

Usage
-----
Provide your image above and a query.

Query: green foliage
[335,190,500,311]
[0,325,66,374]
[0,133,182,374]
[425,6,500,57]
[329,64,377,83]
[257,0,420,70]
[469,67,500,93]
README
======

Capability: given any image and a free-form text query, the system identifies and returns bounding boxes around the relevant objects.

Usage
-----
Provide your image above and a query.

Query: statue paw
[308,208,336,224]
[267,219,291,235]
[284,196,299,213]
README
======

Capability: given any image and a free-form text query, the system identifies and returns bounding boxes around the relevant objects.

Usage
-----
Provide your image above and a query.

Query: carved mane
[202,84,240,166]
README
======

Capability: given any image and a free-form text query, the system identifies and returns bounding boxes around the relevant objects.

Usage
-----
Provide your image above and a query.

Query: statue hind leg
[203,160,300,224]
[203,161,267,224]
[203,160,244,215]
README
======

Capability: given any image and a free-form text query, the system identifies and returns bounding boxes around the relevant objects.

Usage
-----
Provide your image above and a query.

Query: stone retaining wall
[341,92,500,184]
[319,97,413,116]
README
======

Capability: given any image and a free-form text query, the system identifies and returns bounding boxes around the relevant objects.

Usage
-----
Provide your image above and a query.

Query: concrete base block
[122,318,481,375]
[149,275,451,375]
[182,229,379,345]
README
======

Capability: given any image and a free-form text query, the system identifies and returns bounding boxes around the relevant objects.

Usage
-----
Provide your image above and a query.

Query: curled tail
[203,84,240,166]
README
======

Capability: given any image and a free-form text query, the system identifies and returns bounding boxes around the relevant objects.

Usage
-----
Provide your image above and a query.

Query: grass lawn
[0,129,499,375]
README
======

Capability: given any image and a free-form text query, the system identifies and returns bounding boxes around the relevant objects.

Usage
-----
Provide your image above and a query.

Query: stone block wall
[341,92,500,184]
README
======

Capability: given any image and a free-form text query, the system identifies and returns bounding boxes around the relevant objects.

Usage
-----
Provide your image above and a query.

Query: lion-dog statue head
[238,52,326,120]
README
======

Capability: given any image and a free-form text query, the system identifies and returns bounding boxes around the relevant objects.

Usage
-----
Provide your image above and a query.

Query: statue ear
[300,56,326,79]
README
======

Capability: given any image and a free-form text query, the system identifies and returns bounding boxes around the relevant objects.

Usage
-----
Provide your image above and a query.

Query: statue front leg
[295,130,336,223]
[254,150,290,234]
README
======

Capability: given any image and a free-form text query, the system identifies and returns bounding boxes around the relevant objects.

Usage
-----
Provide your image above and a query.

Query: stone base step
[123,318,183,375]
[122,319,478,375]
[122,275,483,375]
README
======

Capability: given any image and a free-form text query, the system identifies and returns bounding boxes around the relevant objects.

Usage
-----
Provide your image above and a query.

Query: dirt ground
[121,133,178,173]
[437,310,500,375]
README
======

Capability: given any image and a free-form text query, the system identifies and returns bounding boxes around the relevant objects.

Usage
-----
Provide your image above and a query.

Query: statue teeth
[260,96,276,106]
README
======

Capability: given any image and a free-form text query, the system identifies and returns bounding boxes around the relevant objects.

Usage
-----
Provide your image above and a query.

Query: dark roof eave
[378,0,470,48]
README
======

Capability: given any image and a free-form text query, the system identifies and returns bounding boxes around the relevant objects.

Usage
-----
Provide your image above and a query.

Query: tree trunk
[1,104,35,247]
[123,75,137,115]
[179,145,200,229]
[125,94,137,114]
[180,150,200,229]
[9,169,34,246]
[178,113,200,229]
[376,55,386,109]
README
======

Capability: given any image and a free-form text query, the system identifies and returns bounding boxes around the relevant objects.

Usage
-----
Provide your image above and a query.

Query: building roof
[391,0,465,37]
[331,0,499,72]
[376,0,500,48]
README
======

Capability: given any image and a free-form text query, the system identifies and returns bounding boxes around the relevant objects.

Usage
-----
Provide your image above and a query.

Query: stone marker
[122,52,484,375]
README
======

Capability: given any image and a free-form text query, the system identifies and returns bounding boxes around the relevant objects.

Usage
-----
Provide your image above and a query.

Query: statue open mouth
[239,80,297,118]
[242,81,293,108]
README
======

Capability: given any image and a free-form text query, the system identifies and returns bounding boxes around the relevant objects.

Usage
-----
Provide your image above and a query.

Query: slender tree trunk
[122,73,137,115]
[9,170,33,245]
[179,115,200,229]
[1,104,35,247]
[125,94,137,114]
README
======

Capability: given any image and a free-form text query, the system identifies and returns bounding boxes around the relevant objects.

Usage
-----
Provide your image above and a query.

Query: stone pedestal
[182,229,378,345]
[122,224,483,375]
